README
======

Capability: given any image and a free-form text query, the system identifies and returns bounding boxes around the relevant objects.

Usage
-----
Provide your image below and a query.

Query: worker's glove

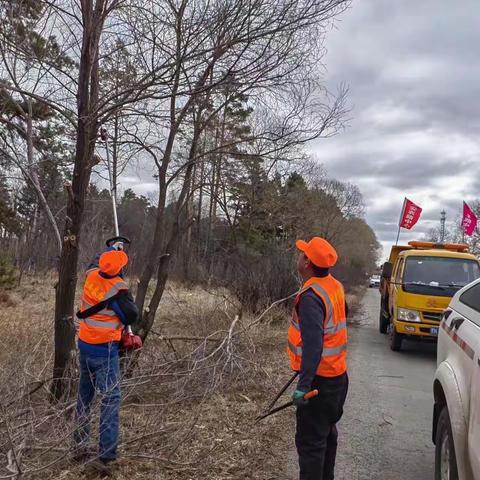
[292,389,308,407]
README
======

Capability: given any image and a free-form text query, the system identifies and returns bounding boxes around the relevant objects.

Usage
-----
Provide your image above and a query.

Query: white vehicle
[369,274,380,288]
[433,277,480,480]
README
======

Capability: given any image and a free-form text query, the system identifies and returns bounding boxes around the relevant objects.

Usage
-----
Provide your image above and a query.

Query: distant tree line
[0,162,379,303]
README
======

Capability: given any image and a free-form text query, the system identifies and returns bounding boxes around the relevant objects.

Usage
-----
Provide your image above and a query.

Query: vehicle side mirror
[382,262,393,280]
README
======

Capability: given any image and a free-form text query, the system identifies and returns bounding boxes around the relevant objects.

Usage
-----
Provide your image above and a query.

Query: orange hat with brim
[99,250,128,276]
[296,237,338,268]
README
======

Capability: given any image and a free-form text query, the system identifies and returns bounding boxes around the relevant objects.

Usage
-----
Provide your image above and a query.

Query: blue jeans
[73,351,121,460]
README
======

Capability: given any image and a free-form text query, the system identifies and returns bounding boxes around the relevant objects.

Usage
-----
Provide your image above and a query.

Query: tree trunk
[137,124,200,342]
[134,0,218,319]
[28,203,39,273]
[25,102,62,257]
[182,161,195,280]
[51,0,106,401]
[135,1,189,315]
[134,162,169,314]
[205,120,220,259]
[196,132,207,256]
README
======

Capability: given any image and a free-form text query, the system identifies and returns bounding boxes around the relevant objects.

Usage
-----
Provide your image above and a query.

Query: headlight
[397,308,421,322]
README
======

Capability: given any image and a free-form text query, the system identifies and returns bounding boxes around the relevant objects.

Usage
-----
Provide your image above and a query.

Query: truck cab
[379,241,480,351]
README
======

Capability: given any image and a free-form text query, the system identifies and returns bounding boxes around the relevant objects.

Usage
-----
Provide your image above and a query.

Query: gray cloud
[108,0,478,259]
[312,0,480,257]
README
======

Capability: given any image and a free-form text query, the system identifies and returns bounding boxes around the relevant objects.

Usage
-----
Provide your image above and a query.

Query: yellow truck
[379,241,480,351]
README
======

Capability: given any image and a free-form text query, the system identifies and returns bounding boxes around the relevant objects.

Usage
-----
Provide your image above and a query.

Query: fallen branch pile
[0,284,297,479]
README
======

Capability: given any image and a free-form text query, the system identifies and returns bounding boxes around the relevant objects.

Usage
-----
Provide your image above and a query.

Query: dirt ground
[0,276,363,480]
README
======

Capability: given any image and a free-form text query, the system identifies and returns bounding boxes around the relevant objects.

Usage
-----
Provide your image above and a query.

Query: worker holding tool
[73,249,139,465]
[289,237,349,480]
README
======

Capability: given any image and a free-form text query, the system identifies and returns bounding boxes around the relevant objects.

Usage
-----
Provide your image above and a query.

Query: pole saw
[99,127,142,351]
[100,127,130,249]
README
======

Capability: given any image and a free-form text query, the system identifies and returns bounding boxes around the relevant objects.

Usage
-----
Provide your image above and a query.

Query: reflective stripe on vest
[83,318,122,329]
[291,282,334,329]
[291,282,333,331]
[290,318,300,331]
[325,320,347,334]
[288,340,347,357]
[290,304,345,334]
[288,340,302,356]
[307,282,334,330]
[324,343,347,356]
[104,282,129,299]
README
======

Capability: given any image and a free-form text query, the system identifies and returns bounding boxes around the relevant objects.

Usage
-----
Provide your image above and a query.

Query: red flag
[399,198,422,230]
[463,202,477,236]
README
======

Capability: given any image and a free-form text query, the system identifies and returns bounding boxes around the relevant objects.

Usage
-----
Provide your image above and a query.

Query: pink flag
[399,198,422,230]
[463,202,478,236]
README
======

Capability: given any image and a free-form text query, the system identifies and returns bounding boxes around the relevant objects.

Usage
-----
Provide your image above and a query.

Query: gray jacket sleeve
[297,290,326,391]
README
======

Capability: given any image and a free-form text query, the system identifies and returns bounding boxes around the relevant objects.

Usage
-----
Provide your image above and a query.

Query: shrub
[0,256,16,289]
[221,248,299,312]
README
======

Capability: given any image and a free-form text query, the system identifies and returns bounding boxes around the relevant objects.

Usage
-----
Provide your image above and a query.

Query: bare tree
[126,0,350,343]
[0,0,351,390]
[0,0,192,398]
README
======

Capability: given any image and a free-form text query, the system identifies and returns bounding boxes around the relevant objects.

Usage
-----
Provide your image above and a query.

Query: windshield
[402,256,480,297]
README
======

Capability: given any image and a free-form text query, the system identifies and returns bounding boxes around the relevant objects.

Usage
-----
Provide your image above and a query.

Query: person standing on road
[73,249,138,465]
[289,237,349,480]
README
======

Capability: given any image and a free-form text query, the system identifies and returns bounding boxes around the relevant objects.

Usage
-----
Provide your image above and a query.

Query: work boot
[71,446,96,463]
[85,458,116,477]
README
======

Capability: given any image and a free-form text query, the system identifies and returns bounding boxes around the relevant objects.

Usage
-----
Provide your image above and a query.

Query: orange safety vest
[288,275,348,377]
[78,269,129,344]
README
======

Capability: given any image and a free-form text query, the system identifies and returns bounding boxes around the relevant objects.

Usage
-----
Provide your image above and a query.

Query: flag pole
[395,225,401,245]
[396,198,407,245]
[462,202,466,244]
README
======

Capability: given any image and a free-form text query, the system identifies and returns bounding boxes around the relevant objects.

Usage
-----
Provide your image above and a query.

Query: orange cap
[296,237,338,268]
[99,250,128,276]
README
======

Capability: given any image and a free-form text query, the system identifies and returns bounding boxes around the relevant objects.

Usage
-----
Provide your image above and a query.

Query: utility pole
[440,210,446,243]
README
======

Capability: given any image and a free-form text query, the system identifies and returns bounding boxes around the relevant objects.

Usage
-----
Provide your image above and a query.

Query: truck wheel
[390,326,403,351]
[379,310,389,334]
[435,406,458,480]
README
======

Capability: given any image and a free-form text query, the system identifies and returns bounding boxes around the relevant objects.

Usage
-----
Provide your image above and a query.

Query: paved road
[287,288,437,479]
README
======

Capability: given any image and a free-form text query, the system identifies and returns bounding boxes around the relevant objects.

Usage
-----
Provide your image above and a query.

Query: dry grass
[0,276,364,480]
[0,276,299,479]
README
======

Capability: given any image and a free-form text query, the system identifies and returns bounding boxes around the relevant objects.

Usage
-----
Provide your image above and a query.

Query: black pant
[295,373,349,480]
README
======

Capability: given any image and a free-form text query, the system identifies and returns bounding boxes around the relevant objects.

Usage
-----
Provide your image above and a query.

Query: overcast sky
[116,0,480,260]
[312,0,480,259]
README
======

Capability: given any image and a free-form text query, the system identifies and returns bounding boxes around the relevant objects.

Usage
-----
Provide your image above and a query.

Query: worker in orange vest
[289,237,349,480]
[73,249,138,465]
